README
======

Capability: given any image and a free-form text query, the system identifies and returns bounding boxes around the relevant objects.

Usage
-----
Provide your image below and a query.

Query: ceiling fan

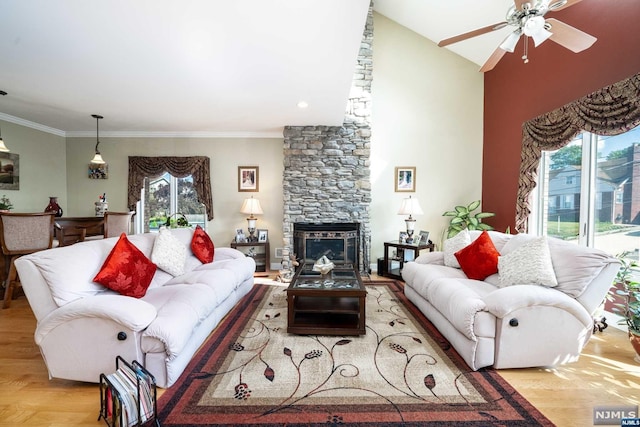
[438,0,597,72]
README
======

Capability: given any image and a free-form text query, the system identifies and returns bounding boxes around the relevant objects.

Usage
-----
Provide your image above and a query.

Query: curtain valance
[516,72,640,232]
[128,156,214,221]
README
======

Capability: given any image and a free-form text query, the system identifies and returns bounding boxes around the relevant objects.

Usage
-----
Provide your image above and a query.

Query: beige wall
[65,136,284,266]
[2,13,484,273]
[0,120,67,212]
[370,13,484,264]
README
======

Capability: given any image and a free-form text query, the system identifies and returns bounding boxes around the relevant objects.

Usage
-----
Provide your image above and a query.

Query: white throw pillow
[151,227,187,276]
[498,236,558,288]
[443,229,471,268]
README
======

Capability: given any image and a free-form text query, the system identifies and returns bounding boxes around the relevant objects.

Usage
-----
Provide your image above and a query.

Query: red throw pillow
[191,225,214,263]
[93,233,157,298]
[454,230,500,280]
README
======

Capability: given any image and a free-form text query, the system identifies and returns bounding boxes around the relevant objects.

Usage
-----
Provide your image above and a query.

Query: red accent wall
[483,0,640,232]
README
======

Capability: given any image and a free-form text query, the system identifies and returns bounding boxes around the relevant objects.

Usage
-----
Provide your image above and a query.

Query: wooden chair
[1,212,55,308]
[102,211,135,238]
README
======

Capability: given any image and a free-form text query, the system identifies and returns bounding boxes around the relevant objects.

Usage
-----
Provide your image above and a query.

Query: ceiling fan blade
[549,0,584,11]
[546,18,597,52]
[513,0,530,11]
[479,46,508,73]
[438,21,508,47]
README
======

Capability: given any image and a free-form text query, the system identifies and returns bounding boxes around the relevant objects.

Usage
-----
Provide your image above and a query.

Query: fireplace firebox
[293,223,360,267]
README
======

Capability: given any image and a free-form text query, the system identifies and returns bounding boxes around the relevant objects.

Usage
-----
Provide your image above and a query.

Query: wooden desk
[55,217,104,246]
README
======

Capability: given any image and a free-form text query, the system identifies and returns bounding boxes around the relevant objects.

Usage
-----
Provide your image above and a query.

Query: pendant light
[0,90,9,152]
[90,114,105,164]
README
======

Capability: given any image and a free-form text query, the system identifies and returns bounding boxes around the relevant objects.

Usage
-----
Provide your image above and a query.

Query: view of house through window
[136,172,206,233]
[536,125,640,260]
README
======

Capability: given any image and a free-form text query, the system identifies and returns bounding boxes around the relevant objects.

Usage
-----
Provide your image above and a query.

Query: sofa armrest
[483,285,592,326]
[215,247,246,261]
[35,295,157,344]
[414,251,444,265]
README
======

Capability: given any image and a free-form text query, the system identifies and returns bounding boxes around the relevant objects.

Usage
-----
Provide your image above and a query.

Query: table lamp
[398,195,423,243]
[240,196,263,242]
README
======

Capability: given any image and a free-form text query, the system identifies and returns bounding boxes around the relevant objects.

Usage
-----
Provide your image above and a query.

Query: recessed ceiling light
[297,101,309,109]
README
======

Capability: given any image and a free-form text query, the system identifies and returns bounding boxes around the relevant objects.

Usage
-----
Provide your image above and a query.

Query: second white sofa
[402,230,619,371]
[15,227,255,387]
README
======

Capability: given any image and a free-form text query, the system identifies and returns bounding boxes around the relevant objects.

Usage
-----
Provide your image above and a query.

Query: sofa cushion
[151,227,187,276]
[191,225,214,264]
[93,233,157,298]
[443,229,470,268]
[501,233,612,297]
[455,231,500,280]
[498,236,557,288]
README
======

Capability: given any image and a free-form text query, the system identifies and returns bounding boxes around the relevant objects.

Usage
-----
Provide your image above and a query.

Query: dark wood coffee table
[286,263,366,335]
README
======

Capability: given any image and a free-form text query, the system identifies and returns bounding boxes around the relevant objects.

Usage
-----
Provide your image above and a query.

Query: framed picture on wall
[238,166,259,192]
[0,152,19,190]
[395,166,415,192]
[88,162,108,179]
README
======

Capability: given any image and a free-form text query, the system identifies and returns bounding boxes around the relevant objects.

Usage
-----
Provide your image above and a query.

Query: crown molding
[0,113,284,139]
[65,130,284,139]
[0,112,66,137]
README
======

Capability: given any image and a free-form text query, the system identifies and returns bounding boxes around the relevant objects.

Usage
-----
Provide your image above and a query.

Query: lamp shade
[240,197,263,217]
[397,196,423,217]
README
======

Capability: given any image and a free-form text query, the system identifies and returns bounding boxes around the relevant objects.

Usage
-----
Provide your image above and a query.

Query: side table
[382,240,434,280]
[230,241,270,273]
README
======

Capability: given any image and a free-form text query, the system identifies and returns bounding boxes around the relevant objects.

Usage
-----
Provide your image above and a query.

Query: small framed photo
[399,231,408,243]
[257,229,268,242]
[235,228,246,243]
[238,166,259,192]
[89,162,108,179]
[419,230,430,245]
[0,152,19,190]
[395,166,415,192]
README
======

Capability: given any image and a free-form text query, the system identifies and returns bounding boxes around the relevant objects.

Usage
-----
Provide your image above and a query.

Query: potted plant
[0,195,13,212]
[608,253,640,362]
[442,200,494,238]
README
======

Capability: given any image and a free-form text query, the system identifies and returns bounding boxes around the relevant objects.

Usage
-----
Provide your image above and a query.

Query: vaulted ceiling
[0,0,590,136]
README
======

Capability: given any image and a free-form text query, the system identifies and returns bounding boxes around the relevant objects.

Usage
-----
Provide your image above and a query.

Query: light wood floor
[1,278,639,427]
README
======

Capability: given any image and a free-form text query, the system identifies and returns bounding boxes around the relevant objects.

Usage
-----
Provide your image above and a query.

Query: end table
[381,240,434,280]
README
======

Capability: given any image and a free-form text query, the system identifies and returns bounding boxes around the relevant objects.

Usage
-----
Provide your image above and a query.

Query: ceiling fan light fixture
[499,30,522,53]
[530,27,552,47]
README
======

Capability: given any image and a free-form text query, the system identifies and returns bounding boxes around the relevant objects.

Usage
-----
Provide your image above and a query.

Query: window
[534,126,640,258]
[136,172,206,233]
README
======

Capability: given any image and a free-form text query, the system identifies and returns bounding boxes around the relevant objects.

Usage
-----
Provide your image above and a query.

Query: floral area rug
[157,281,553,426]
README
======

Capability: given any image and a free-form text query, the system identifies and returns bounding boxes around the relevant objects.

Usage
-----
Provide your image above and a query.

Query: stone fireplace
[281,5,372,274]
[294,222,360,266]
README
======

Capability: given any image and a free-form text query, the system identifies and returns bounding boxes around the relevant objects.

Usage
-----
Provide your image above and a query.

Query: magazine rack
[98,356,160,427]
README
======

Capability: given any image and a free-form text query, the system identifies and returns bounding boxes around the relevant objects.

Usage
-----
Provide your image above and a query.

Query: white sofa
[402,230,619,371]
[15,228,255,388]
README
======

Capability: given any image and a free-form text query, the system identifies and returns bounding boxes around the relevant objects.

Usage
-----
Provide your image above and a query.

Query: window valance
[128,156,214,221]
[516,72,640,232]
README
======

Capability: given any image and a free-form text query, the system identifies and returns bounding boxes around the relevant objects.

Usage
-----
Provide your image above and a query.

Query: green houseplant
[608,253,640,360]
[442,200,495,238]
[0,195,13,211]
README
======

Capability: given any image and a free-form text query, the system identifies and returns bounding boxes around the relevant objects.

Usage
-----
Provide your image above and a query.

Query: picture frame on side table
[419,230,430,245]
[394,166,415,192]
[235,229,246,243]
[399,231,408,243]
[238,166,259,192]
[257,229,268,242]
